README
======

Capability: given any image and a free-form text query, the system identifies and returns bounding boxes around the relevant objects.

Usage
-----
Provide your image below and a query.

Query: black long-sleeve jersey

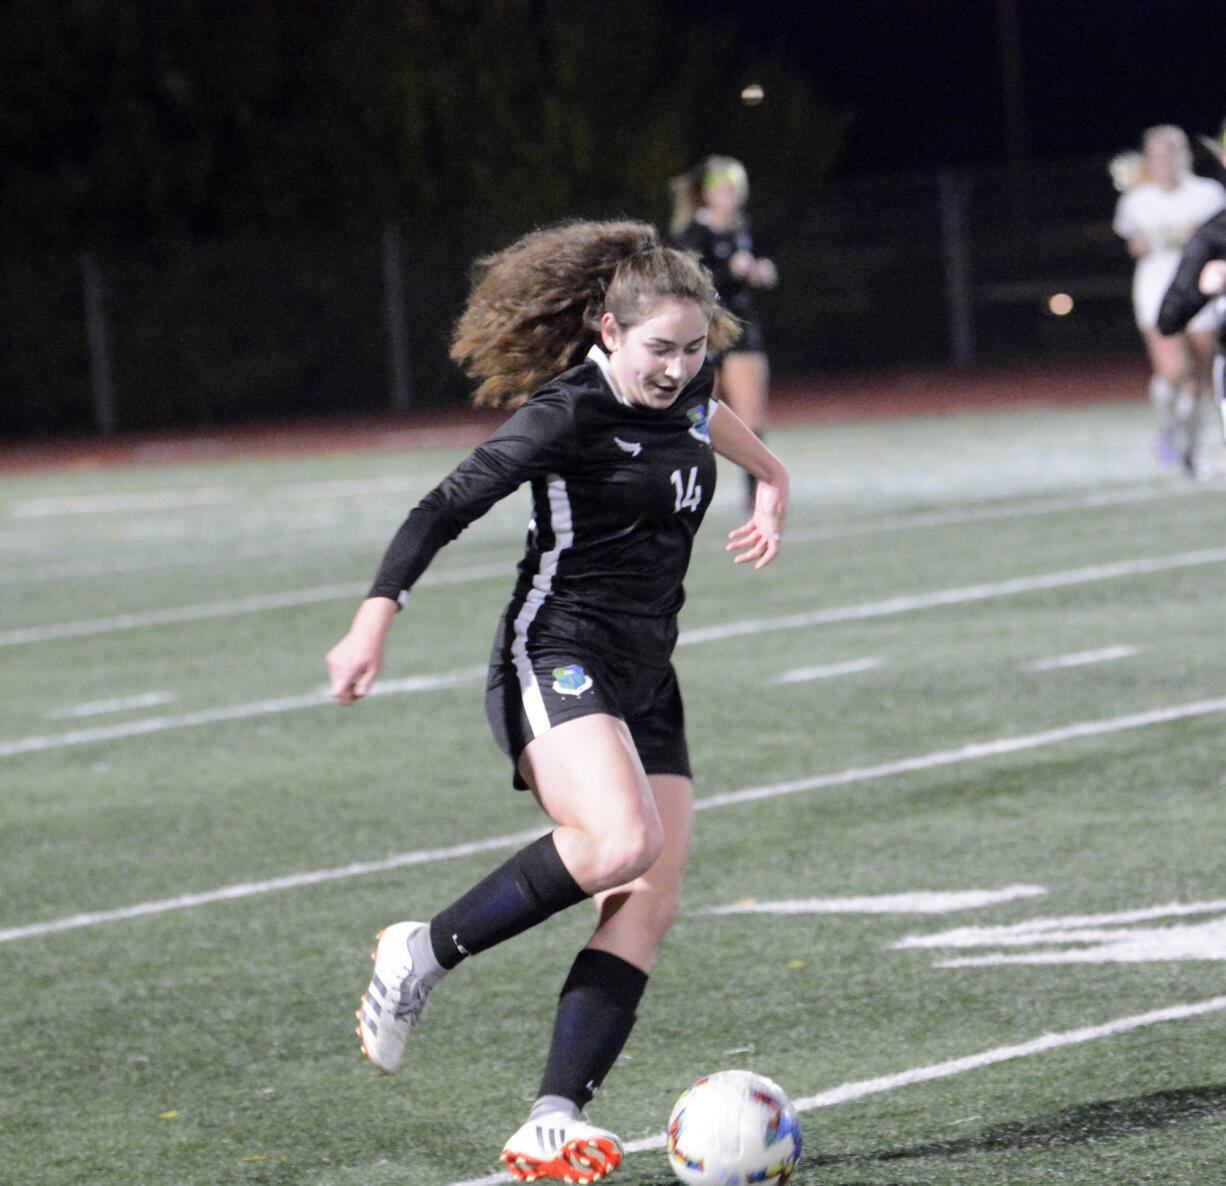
[369,346,719,663]
[673,212,760,328]
[1156,210,1226,344]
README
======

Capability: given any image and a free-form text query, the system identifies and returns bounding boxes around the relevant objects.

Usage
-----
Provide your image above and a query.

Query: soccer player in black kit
[326,220,789,1183]
[1157,124,1226,455]
[670,157,777,508]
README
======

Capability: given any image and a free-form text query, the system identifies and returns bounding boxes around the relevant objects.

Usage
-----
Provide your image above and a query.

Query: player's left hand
[727,479,787,569]
[749,257,778,288]
[1199,259,1226,296]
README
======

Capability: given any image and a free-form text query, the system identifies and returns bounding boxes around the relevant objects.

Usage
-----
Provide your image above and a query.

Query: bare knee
[585,818,665,892]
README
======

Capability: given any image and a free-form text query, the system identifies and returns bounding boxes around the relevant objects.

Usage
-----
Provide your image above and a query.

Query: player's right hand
[326,596,398,705]
[326,634,382,705]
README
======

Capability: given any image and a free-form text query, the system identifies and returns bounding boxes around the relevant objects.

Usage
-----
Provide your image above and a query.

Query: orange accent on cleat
[500,1136,622,1183]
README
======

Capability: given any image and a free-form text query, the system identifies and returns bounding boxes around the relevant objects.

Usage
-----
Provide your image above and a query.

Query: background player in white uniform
[326,221,788,1183]
[1158,119,1226,449]
[1112,125,1226,473]
[670,156,777,507]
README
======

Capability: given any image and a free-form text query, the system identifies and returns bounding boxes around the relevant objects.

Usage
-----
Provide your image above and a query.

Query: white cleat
[355,921,435,1074]
[500,1112,624,1183]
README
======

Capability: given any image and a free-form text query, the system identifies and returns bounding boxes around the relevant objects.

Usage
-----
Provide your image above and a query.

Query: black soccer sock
[427,832,588,970]
[537,948,648,1109]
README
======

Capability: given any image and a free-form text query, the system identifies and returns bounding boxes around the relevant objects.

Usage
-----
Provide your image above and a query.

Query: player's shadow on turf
[807,1083,1226,1174]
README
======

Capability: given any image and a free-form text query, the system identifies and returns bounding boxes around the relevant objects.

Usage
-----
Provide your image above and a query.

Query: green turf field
[3,397,1226,1185]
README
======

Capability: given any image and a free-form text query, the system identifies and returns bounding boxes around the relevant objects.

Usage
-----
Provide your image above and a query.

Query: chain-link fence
[2,154,1144,438]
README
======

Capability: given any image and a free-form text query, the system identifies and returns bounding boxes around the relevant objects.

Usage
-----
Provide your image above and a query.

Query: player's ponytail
[451,220,738,408]
[667,164,706,239]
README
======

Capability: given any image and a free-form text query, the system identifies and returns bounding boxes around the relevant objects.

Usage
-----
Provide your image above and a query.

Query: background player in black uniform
[326,220,789,1183]
[1158,121,1226,454]
[670,156,777,507]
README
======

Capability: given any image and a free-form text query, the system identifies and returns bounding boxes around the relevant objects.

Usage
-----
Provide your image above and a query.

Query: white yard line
[4,475,428,519]
[46,691,177,719]
[0,668,487,758]
[700,886,1048,916]
[1023,645,1138,672]
[7,488,241,516]
[0,477,1205,589]
[5,693,1226,939]
[446,995,1226,1185]
[693,696,1226,811]
[0,540,1221,759]
[784,480,1212,544]
[894,899,1226,948]
[0,827,547,945]
[6,544,1226,652]
[0,584,368,646]
[0,528,398,586]
[677,546,1226,646]
[0,563,507,647]
[770,657,883,684]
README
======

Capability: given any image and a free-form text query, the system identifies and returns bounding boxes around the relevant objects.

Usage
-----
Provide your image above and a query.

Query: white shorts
[1133,251,1221,332]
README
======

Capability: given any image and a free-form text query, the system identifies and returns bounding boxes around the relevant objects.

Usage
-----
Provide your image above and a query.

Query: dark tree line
[3,1,847,248]
[0,1,849,435]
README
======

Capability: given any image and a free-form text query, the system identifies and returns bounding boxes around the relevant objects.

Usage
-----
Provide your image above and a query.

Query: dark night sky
[713,0,1226,173]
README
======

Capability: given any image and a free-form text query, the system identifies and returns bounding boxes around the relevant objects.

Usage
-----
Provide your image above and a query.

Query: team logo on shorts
[687,405,712,445]
[552,664,593,697]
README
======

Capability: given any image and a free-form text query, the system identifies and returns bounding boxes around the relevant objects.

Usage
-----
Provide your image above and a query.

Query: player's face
[1145,140,1181,189]
[703,177,747,223]
[601,299,709,409]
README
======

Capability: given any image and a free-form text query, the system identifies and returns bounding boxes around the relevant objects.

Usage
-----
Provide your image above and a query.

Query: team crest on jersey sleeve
[552,664,593,697]
[687,404,712,445]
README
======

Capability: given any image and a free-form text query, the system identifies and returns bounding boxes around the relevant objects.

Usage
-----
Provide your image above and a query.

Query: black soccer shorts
[484,622,692,791]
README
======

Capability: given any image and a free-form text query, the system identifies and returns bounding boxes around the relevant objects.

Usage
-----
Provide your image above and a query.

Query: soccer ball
[667,1069,802,1186]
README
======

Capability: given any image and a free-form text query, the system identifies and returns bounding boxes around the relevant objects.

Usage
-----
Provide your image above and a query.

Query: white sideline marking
[700,886,1047,916]
[5,695,1226,938]
[7,544,1226,652]
[47,691,176,720]
[447,996,1226,1185]
[1023,644,1137,672]
[678,546,1226,646]
[770,657,883,685]
[0,668,486,758]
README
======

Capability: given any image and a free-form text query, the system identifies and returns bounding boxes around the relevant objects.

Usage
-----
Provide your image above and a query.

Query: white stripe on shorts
[510,475,574,737]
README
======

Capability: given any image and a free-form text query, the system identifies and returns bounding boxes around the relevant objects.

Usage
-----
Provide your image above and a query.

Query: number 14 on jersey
[670,467,703,514]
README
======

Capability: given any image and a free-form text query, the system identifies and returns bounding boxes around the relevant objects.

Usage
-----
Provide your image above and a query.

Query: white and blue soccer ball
[666,1069,802,1186]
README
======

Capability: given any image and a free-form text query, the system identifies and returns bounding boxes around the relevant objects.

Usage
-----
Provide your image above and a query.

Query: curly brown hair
[450,219,740,408]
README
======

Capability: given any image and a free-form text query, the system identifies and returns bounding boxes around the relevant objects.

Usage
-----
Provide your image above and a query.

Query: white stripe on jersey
[510,474,575,736]
[586,343,632,406]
